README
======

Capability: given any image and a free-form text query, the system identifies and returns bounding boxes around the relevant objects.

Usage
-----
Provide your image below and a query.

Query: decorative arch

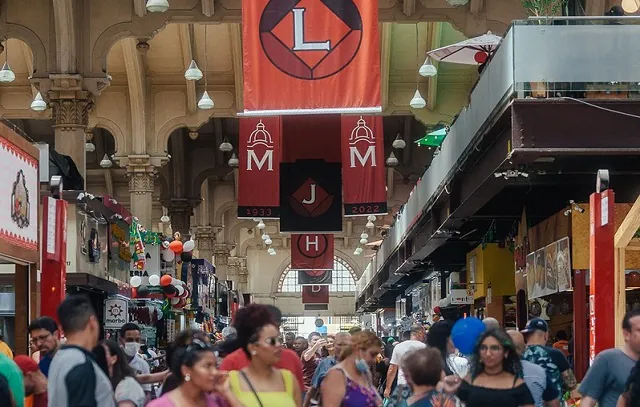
[227,219,258,245]
[276,256,358,293]
[89,117,127,155]
[2,24,48,75]
[192,167,233,200]
[215,200,237,225]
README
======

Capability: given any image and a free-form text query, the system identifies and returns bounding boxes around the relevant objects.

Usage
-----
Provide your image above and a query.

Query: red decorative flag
[341,115,387,216]
[242,0,381,115]
[238,117,282,219]
[302,285,330,304]
[291,234,334,270]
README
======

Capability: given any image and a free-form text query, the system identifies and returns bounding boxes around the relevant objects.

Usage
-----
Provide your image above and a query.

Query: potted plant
[520,0,566,97]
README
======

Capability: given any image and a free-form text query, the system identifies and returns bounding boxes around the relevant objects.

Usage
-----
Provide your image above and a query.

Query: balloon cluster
[160,274,190,308]
[161,232,196,264]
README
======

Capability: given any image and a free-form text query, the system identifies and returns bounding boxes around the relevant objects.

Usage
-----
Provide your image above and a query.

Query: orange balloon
[160,274,173,287]
[169,240,183,253]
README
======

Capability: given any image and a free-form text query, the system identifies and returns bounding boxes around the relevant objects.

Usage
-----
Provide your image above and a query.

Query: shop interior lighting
[0,40,14,83]
[257,220,266,230]
[419,57,438,77]
[228,153,239,167]
[409,89,426,109]
[198,91,214,110]
[100,153,113,168]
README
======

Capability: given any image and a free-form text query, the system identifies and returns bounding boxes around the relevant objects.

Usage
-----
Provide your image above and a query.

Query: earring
[251,351,257,356]
[185,374,191,382]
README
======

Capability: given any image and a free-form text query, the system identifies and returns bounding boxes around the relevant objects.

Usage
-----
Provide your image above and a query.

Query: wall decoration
[556,237,572,292]
[10,169,30,228]
[526,252,535,299]
[544,243,558,295]
[533,249,546,299]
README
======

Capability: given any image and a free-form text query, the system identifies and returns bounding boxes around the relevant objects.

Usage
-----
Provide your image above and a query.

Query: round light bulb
[219,138,233,152]
[410,89,427,109]
[160,215,170,223]
[367,215,376,222]
[100,153,113,168]
[85,142,96,152]
[366,221,375,228]
[419,57,438,77]
[257,221,266,230]
[265,238,273,245]
[392,135,406,149]
[146,0,170,13]
[360,238,368,245]
[0,62,15,83]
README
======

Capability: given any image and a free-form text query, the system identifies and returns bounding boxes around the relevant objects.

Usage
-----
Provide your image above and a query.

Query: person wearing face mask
[47,295,115,407]
[321,331,383,407]
[93,340,146,407]
[227,304,301,407]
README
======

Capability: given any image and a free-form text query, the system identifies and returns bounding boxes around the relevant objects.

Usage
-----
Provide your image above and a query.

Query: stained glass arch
[277,256,357,293]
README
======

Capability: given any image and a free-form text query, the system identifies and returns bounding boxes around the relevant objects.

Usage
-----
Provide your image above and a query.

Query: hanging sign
[291,234,334,270]
[104,298,129,329]
[280,160,342,232]
[341,115,387,216]
[241,0,381,115]
[298,270,332,285]
[302,285,330,304]
[238,117,282,219]
[450,289,474,305]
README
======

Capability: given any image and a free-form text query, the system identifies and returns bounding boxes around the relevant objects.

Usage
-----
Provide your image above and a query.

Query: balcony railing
[357,17,640,297]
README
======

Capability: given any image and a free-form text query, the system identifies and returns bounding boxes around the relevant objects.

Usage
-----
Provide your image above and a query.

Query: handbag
[239,371,265,407]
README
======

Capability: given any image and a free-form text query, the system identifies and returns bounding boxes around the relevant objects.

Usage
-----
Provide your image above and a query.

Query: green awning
[415,127,447,147]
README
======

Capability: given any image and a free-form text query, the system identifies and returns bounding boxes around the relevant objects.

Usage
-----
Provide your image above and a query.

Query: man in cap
[522,317,576,402]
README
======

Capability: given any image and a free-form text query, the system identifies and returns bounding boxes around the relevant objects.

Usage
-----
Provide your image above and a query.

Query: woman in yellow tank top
[228,305,301,407]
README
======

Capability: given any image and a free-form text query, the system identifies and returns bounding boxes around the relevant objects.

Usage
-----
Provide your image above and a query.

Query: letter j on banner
[238,117,282,219]
[241,0,381,115]
[292,234,334,270]
[341,115,387,216]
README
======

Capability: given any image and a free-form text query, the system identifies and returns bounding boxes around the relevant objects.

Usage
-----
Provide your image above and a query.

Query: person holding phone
[302,332,325,395]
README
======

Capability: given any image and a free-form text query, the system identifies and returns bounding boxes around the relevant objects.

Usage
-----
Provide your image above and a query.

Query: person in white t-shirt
[384,324,426,404]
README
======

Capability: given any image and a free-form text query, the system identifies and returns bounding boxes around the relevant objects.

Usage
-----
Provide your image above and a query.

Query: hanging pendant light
[0,62,14,83]
[160,214,170,223]
[392,134,406,149]
[410,89,426,109]
[367,215,376,222]
[386,152,398,167]
[265,238,273,245]
[30,92,47,112]
[261,233,269,241]
[184,60,203,81]
[228,153,239,167]
[419,57,438,77]
[366,220,375,228]
[146,0,170,13]
[85,141,96,152]
[268,247,276,255]
[257,220,266,230]
[198,91,214,110]
[219,137,233,152]
[100,154,113,168]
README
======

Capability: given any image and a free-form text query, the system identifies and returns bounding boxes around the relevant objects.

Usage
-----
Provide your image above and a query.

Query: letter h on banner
[291,234,334,271]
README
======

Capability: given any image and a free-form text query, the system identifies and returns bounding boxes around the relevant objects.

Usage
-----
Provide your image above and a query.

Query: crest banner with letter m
[241,0,381,115]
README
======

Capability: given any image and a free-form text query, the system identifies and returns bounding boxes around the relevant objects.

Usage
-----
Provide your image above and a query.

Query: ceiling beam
[426,22,442,112]
[228,23,244,112]
[133,0,147,17]
[121,37,147,154]
[52,0,77,72]
[202,0,215,17]
[379,23,392,111]
[178,24,198,114]
[403,0,416,16]
[615,195,640,248]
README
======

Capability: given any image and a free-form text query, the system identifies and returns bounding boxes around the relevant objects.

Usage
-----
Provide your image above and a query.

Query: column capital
[196,226,216,251]
[117,154,170,172]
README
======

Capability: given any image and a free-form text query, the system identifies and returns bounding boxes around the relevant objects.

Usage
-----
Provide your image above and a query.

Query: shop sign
[0,139,38,251]
[450,289,474,305]
[104,298,128,329]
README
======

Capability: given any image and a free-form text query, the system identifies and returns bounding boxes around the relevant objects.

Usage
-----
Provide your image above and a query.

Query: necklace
[482,369,504,376]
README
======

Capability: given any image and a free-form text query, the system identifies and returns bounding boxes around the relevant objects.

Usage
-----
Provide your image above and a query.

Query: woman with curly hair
[447,329,534,407]
[321,330,382,407]
[227,304,301,407]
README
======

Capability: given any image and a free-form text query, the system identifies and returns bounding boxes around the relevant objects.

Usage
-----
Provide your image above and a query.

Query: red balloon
[169,240,183,253]
[160,274,173,287]
[132,288,137,298]
[474,51,488,64]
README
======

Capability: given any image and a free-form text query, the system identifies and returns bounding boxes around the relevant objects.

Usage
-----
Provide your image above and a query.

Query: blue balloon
[451,317,486,355]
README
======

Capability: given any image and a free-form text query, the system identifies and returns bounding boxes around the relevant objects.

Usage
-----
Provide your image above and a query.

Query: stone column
[195,226,216,263]
[123,154,167,230]
[214,243,231,281]
[49,92,93,189]
[167,198,200,238]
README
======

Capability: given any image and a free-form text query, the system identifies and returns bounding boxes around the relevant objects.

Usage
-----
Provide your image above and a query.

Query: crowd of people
[2,295,640,406]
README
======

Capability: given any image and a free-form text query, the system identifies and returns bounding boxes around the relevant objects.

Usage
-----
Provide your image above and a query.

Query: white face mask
[123,342,140,357]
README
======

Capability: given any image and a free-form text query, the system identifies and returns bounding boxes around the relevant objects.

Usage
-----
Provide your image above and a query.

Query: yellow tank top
[228,369,297,407]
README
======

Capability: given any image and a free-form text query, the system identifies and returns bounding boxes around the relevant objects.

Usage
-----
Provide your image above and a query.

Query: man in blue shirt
[27,317,59,377]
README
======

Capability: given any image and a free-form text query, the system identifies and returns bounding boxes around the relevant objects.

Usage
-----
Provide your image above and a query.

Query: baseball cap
[521,317,548,333]
[14,355,39,374]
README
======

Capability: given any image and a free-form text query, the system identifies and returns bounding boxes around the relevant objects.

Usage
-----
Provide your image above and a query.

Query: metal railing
[357,17,640,297]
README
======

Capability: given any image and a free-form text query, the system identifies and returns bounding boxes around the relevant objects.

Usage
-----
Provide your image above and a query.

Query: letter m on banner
[238,117,282,219]
[341,116,387,216]
[291,234,334,270]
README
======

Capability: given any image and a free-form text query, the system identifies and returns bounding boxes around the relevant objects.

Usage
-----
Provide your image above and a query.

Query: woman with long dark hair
[94,339,146,407]
[426,321,469,378]
[617,359,640,406]
[320,331,382,407]
[227,304,301,407]
[451,329,534,407]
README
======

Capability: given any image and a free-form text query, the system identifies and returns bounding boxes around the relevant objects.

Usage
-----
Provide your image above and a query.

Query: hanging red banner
[238,117,282,219]
[302,285,330,304]
[291,234,334,270]
[241,0,381,115]
[341,115,387,216]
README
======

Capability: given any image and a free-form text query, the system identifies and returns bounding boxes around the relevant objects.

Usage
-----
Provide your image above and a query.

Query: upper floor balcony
[356,17,640,298]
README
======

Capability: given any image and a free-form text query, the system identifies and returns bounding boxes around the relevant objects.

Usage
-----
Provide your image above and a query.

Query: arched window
[277,256,357,293]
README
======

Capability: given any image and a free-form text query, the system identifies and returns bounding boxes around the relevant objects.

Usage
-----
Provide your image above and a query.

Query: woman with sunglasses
[448,329,534,407]
[148,336,242,407]
[321,331,383,407]
[227,304,301,407]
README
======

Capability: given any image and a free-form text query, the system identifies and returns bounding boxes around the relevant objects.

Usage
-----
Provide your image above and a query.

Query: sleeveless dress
[334,367,380,407]
[228,369,297,407]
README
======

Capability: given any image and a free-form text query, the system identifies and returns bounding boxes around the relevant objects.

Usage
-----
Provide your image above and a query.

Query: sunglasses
[261,337,283,347]
[186,339,214,354]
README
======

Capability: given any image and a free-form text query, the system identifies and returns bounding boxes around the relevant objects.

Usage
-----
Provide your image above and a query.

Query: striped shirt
[521,359,559,407]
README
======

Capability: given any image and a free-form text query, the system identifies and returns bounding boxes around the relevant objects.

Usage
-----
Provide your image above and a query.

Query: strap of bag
[239,370,265,407]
